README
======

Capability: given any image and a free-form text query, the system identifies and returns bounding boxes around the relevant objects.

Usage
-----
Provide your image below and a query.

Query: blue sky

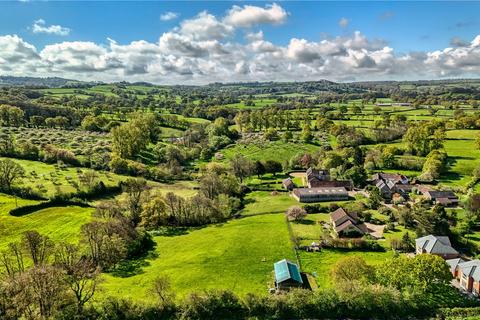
[0,1,479,83]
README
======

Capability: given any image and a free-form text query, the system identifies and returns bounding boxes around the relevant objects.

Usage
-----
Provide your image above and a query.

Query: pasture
[100,213,296,301]
[0,205,94,250]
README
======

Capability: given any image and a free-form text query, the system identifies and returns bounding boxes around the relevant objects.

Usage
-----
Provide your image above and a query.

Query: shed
[274,259,303,290]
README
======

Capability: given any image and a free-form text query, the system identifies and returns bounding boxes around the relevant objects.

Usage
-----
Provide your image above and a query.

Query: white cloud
[2,6,480,84]
[339,17,349,28]
[32,19,70,36]
[160,12,179,21]
[224,3,288,27]
[178,11,234,40]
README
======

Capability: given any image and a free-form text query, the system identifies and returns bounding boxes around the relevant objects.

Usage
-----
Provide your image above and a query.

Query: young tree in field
[285,206,307,221]
[150,275,174,306]
[141,194,168,229]
[0,159,25,192]
[123,178,149,226]
[230,154,253,183]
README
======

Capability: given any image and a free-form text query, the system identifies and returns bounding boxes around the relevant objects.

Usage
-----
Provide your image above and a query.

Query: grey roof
[458,260,480,281]
[446,258,467,273]
[425,191,458,200]
[415,235,458,255]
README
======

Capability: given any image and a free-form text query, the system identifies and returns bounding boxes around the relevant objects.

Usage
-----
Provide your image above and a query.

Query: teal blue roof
[274,259,303,284]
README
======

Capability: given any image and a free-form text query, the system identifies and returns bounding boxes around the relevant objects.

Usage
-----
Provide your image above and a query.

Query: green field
[1,157,124,197]
[218,141,319,163]
[0,205,93,250]
[101,213,296,300]
[299,249,394,289]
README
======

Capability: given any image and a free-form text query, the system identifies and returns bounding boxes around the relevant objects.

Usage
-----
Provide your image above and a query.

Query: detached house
[330,207,366,237]
[415,235,459,259]
[447,259,480,296]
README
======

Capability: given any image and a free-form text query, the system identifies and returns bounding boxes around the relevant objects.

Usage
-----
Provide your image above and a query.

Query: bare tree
[21,231,54,266]
[55,243,100,314]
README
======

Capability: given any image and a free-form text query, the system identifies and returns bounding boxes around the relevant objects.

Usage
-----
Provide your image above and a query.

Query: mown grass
[239,191,298,216]
[0,204,93,250]
[100,213,295,301]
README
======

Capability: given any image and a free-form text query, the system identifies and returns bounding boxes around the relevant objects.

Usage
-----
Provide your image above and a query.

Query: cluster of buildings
[284,168,351,203]
[370,172,459,206]
[416,235,480,296]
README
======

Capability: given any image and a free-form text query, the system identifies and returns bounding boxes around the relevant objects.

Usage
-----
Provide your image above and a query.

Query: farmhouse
[447,259,480,295]
[282,178,296,191]
[371,172,409,198]
[274,259,303,291]
[415,235,459,259]
[292,187,349,203]
[422,190,459,207]
[330,207,366,237]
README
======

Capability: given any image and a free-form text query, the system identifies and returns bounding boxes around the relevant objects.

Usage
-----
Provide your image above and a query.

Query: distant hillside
[0,76,90,88]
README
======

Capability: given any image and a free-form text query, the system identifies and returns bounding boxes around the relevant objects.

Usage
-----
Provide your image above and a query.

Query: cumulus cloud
[338,17,349,28]
[2,6,480,84]
[160,12,179,21]
[224,3,287,27]
[178,11,234,40]
[32,19,70,36]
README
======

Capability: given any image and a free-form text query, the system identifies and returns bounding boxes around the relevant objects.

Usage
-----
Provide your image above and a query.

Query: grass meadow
[100,213,296,301]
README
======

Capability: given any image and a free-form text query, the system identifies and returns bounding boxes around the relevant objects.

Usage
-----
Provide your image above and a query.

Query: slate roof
[330,207,357,222]
[458,260,480,281]
[446,258,467,274]
[274,259,303,284]
[415,235,458,255]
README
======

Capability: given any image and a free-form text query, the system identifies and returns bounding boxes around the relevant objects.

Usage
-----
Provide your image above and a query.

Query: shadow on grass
[110,249,159,278]
[295,219,315,225]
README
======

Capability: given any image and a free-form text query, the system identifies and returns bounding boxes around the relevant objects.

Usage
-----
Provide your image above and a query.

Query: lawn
[299,249,394,289]
[100,213,296,301]
[0,205,93,250]
[239,191,298,216]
